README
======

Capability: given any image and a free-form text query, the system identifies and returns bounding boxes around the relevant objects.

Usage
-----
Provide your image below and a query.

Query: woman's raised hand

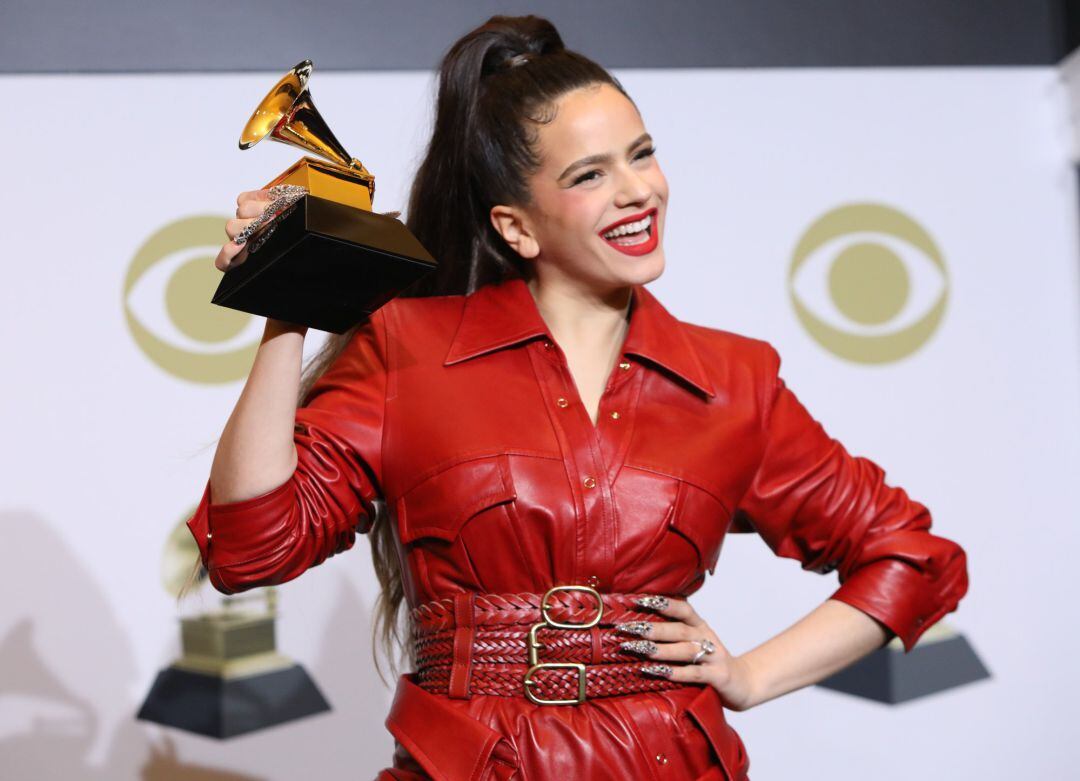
[214,185,308,272]
[617,596,758,711]
[215,189,273,272]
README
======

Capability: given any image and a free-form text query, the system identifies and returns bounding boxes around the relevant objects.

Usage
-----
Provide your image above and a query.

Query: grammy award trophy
[211,59,436,333]
[137,517,333,738]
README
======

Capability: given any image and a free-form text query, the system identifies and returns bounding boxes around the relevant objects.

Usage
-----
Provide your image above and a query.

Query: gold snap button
[556,397,569,408]
[618,361,631,371]
[585,575,600,588]
[583,476,597,489]
[655,752,668,764]
[609,411,620,419]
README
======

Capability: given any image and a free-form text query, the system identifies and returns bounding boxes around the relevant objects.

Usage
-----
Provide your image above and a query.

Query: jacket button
[618,361,631,371]
[543,340,553,349]
[556,397,569,408]
[655,753,668,765]
[585,575,600,588]
[609,410,620,420]
[583,476,597,489]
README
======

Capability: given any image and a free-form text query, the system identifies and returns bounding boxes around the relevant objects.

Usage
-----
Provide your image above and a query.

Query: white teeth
[602,213,652,240]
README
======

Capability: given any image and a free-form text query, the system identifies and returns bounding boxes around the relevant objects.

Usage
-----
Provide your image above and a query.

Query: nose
[613,164,652,207]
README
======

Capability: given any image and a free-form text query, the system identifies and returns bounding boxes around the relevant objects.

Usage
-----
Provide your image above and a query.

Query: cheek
[555,191,608,239]
[649,168,670,200]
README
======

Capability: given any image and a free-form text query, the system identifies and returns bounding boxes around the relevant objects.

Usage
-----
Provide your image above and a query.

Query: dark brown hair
[303,15,630,682]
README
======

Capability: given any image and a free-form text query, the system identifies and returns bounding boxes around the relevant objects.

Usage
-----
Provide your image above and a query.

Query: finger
[236,188,275,208]
[236,199,274,219]
[616,619,694,643]
[225,217,259,241]
[640,596,706,628]
[664,663,711,685]
[640,663,710,686]
[624,639,709,664]
[214,243,242,272]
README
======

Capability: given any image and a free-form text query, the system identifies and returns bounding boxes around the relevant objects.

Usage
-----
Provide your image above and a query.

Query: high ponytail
[401,14,630,297]
[297,15,629,681]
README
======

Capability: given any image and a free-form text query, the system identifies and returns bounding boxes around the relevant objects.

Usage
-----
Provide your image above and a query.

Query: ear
[490,204,539,259]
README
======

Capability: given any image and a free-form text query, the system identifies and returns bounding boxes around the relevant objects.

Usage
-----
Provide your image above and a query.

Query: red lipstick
[597,207,659,257]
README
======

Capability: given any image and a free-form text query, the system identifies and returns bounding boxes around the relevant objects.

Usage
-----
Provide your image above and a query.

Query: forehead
[534,83,644,166]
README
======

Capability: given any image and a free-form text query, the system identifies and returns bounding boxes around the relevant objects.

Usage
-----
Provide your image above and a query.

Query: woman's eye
[573,170,600,186]
[570,147,657,186]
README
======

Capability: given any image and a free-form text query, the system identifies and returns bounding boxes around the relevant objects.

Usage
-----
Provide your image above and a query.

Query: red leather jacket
[186,276,968,781]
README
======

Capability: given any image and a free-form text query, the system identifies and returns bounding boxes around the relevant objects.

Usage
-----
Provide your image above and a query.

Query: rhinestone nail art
[234,187,308,246]
[267,184,308,198]
[619,640,657,656]
[633,595,670,611]
[615,621,653,637]
[641,664,673,678]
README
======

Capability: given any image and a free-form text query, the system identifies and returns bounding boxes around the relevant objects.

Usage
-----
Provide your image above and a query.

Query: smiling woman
[187,12,969,781]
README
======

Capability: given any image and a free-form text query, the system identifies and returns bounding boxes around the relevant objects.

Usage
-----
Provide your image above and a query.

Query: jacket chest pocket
[396,453,517,545]
[669,480,731,576]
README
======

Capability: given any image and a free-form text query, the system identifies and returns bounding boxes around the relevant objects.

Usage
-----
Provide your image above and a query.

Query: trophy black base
[136,663,331,739]
[212,195,436,334]
[815,633,990,704]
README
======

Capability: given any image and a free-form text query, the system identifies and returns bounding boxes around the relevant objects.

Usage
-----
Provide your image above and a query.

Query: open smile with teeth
[602,213,653,245]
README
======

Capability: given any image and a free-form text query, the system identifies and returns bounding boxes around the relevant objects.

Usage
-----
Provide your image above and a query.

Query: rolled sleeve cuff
[827,558,952,653]
[184,477,296,591]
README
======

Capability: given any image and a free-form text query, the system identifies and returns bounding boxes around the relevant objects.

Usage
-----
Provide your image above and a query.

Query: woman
[188,14,968,781]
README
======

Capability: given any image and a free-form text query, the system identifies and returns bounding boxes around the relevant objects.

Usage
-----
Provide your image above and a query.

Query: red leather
[412,590,689,700]
[186,276,969,781]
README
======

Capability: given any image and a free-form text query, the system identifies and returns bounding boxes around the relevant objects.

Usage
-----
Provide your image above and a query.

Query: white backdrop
[2,66,1077,779]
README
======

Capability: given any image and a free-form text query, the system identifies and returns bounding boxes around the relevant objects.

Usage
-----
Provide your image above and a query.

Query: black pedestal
[137,664,331,739]
[816,633,990,704]
[212,195,436,333]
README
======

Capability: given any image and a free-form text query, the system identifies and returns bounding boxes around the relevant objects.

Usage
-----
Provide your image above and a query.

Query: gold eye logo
[788,203,948,364]
[124,216,259,383]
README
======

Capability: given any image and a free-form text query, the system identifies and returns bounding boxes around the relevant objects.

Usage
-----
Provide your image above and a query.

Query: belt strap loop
[448,592,476,699]
[589,625,603,665]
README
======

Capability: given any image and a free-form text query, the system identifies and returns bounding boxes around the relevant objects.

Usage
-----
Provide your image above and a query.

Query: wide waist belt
[411,586,686,705]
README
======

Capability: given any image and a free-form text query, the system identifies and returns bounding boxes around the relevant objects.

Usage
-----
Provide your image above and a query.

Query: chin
[621,252,665,286]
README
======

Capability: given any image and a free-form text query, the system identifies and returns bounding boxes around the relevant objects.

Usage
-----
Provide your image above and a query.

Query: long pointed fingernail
[620,640,657,655]
[641,664,673,678]
[615,621,653,637]
[267,184,308,198]
[633,595,670,611]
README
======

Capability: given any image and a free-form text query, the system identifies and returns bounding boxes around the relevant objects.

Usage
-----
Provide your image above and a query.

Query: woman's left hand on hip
[617,595,756,712]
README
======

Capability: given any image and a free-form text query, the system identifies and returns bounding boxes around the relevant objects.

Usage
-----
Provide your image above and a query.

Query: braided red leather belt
[412,585,686,705]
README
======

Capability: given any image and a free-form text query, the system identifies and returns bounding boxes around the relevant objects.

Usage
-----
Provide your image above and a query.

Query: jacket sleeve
[732,343,968,652]
[185,308,389,595]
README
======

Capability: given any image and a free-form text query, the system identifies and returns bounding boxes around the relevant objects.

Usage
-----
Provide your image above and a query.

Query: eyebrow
[557,133,653,181]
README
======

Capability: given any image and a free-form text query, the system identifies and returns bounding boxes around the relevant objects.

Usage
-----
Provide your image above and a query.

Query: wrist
[263,318,309,339]
[730,653,765,712]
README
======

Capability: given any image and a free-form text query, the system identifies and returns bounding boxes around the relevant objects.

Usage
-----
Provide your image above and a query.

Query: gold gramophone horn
[238,59,375,209]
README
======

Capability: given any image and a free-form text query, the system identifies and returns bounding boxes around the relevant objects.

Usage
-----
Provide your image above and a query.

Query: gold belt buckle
[523,584,604,705]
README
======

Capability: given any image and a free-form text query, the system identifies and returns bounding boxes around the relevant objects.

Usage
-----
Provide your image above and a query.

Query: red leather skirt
[375,675,750,781]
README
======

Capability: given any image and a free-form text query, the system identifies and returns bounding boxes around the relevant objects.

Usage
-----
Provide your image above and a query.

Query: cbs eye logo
[124,216,259,384]
[788,203,948,364]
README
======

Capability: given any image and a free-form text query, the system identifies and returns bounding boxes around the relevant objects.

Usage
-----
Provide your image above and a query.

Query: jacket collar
[444,276,716,398]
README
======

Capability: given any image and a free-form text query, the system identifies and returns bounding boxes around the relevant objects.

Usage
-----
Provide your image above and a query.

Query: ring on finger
[691,638,715,664]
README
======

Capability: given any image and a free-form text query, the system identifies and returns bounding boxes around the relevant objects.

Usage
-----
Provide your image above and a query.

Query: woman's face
[491,82,669,296]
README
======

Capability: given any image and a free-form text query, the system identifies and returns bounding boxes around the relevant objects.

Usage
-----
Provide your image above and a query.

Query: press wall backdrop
[2,65,1077,778]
